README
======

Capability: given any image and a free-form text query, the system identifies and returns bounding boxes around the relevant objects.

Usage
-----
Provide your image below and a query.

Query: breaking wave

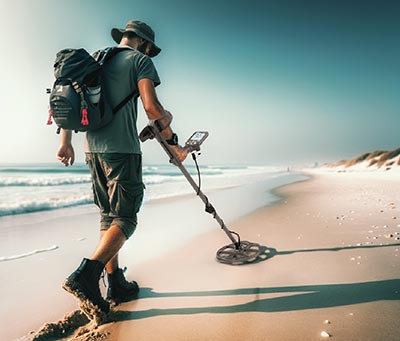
[0,176,91,187]
[0,163,284,217]
[0,194,93,217]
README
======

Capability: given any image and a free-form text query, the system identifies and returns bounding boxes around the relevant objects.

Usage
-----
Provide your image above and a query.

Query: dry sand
[6,171,400,340]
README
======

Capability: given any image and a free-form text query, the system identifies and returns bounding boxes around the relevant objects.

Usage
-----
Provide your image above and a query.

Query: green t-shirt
[84,46,160,154]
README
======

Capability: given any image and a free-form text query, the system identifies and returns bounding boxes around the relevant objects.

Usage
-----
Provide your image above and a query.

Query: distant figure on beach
[56,20,187,315]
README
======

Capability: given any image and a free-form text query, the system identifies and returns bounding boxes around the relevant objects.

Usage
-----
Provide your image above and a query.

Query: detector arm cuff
[154,110,173,132]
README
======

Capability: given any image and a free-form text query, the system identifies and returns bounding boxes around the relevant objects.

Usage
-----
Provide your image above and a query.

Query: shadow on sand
[27,243,400,340]
[112,278,400,322]
[111,242,400,322]
[255,242,400,263]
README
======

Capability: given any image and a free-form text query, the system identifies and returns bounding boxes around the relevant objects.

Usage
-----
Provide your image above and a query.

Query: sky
[0,0,399,166]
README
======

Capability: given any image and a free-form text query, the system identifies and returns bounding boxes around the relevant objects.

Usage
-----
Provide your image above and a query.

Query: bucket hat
[111,20,161,57]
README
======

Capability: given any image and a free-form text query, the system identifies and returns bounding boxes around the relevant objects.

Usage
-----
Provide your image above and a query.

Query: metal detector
[139,122,263,265]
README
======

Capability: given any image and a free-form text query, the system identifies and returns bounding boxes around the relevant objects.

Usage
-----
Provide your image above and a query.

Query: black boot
[107,268,139,303]
[62,258,110,313]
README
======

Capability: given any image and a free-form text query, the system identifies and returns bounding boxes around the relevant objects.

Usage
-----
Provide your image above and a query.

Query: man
[56,20,187,314]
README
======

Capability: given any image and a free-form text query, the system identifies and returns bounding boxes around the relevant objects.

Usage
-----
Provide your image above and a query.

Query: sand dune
[323,147,400,172]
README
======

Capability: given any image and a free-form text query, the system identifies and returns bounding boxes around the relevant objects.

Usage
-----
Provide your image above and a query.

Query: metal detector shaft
[152,127,239,246]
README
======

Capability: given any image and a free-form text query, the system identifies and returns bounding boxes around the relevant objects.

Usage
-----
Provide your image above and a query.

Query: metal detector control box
[184,131,209,152]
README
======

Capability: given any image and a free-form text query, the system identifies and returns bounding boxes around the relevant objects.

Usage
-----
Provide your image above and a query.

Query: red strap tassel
[47,109,53,125]
[81,108,89,126]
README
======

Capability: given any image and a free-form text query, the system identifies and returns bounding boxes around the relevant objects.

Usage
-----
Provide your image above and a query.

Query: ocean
[0,163,299,218]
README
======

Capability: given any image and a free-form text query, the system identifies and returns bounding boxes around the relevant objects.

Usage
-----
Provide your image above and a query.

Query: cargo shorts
[85,153,144,239]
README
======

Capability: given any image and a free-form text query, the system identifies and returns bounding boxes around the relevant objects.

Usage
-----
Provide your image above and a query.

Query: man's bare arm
[138,78,187,162]
[138,78,174,140]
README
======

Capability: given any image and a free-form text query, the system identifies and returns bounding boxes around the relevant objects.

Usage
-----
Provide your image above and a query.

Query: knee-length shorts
[86,153,144,239]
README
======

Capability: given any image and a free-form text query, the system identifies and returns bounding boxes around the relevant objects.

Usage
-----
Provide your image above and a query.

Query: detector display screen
[191,132,207,142]
[185,131,209,151]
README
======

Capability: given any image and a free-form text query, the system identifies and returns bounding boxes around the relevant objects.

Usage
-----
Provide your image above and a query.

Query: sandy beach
[2,170,400,340]
[2,1,399,340]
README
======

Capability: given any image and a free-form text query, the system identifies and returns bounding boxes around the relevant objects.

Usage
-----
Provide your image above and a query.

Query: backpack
[46,47,136,133]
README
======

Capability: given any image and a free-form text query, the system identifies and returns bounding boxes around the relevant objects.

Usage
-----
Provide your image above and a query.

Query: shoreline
[0,170,302,220]
[0,163,286,219]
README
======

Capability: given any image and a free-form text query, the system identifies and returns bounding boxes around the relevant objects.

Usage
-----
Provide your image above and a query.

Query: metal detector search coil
[216,241,262,265]
[139,123,263,265]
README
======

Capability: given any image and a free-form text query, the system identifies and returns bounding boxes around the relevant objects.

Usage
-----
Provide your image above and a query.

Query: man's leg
[98,222,140,303]
[63,156,125,314]
[98,154,142,303]
[98,230,120,274]
[92,225,126,267]
[106,254,119,273]
[63,153,141,312]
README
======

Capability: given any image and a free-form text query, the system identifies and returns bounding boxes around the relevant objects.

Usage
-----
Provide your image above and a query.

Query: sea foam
[0,194,93,216]
[0,176,91,187]
[0,164,285,217]
[0,245,59,262]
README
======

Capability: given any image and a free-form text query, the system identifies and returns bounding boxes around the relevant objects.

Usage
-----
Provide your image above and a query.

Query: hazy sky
[0,0,399,166]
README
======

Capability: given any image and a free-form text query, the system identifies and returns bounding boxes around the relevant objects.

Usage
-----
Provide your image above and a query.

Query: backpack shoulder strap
[97,46,133,65]
[94,46,138,114]
[112,89,138,114]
